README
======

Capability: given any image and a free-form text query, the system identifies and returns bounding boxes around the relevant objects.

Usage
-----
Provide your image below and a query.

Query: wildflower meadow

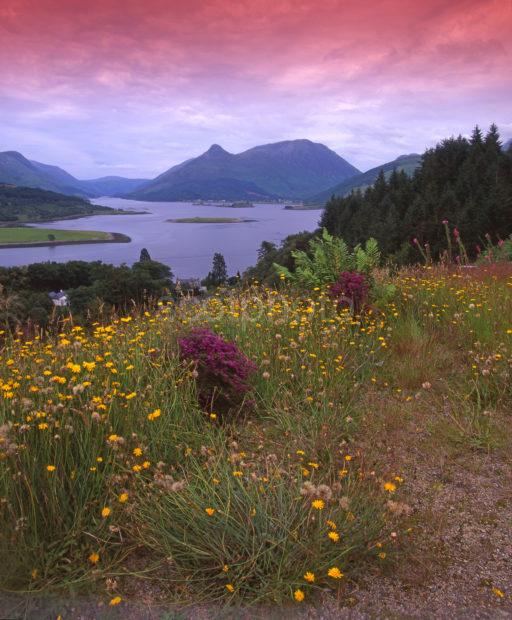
[0,260,510,611]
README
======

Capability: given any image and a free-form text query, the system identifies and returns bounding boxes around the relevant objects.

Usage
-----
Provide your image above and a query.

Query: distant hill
[306,153,422,204]
[504,138,512,151]
[0,151,148,197]
[127,140,360,201]
[0,184,116,222]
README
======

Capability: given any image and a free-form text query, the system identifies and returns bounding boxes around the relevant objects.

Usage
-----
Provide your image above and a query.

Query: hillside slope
[307,153,422,204]
[0,151,148,197]
[0,184,115,222]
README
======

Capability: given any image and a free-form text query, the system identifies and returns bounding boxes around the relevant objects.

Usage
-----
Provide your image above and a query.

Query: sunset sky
[1,0,511,178]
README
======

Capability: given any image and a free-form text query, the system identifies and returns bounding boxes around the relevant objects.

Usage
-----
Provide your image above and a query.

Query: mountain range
[126,140,360,201]
[0,151,148,198]
[4,135,508,206]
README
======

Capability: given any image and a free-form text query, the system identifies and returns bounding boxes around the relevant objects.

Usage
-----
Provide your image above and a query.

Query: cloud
[0,0,510,176]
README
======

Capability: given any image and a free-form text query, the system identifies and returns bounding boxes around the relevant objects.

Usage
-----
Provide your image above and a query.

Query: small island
[168,217,256,224]
[284,203,323,210]
[0,227,131,248]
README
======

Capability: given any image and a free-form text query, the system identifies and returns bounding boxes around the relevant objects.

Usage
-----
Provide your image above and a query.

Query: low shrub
[328,271,369,314]
[179,327,257,420]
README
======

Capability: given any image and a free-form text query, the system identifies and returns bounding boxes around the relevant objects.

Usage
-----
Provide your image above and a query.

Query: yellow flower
[378,552,387,559]
[225,583,234,592]
[109,596,122,606]
[294,589,305,602]
[147,408,161,421]
[89,552,100,564]
[118,493,129,503]
[384,482,397,493]
[142,460,151,469]
[492,587,504,598]
[327,566,344,579]
[232,470,243,477]
[101,506,111,518]
[205,507,215,516]
[304,571,315,583]
[328,531,340,542]
[133,447,142,457]
[125,392,137,400]
[326,520,337,530]
[46,465,56,472]
[312,499,324,510]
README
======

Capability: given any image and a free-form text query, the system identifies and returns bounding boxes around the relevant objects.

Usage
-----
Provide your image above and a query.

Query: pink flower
[453,228,460,239]
[498,239,504,247]
[442,219,448,225]
[412,238,419,245]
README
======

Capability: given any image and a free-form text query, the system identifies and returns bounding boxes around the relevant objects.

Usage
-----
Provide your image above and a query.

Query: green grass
[0,227,112,245]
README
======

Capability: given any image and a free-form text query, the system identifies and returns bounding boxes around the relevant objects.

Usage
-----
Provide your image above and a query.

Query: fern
[274,229,381,288]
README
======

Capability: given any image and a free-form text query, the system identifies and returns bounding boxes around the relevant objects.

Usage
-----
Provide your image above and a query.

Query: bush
[179,328,257,420]
[329,271,369,314]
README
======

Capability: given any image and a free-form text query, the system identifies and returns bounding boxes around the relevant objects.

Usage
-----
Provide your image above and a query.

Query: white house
[48,290,69,307]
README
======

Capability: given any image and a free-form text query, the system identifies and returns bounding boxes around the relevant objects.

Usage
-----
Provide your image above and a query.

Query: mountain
[0,151,148,197]
[504,138,512,151]
[127,140,360,201]
[306,153,422,204]
[0,151,81,195]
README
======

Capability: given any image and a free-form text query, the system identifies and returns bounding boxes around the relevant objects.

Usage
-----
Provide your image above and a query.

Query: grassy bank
[0,227,129,247]
[0,264,510,613]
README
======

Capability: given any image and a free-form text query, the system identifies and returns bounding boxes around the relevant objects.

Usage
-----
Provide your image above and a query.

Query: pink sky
[0,0,511,178]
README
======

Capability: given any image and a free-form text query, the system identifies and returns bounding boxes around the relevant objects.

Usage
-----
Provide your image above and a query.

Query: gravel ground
[1,400,510,620]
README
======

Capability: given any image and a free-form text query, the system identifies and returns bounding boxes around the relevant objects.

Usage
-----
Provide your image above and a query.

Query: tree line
[0,256,173,329]
[245,124,512,283]
[320,124,512,262]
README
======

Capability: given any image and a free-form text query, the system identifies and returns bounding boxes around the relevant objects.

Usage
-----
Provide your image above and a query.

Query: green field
[168,217,255,223]
[0,227,112,245]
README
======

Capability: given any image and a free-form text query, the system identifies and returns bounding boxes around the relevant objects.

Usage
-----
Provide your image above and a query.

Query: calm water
[0,198,322,278]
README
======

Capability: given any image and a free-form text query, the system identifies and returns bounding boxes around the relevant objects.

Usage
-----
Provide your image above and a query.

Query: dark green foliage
[244,231,316,285]
[0,185,114,222]
[203,253,228,288]
[320,125,512,262]
[0,259,173,328]
[306,153,422,204]
[139,247,152,262]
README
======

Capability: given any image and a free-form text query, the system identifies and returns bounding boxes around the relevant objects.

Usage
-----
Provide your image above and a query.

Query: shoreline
[0,209,147,227]
[0,232,131,249]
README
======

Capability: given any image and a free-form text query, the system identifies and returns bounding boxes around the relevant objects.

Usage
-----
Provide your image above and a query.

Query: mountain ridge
[127,139,360,201]
[0,151,149,198]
